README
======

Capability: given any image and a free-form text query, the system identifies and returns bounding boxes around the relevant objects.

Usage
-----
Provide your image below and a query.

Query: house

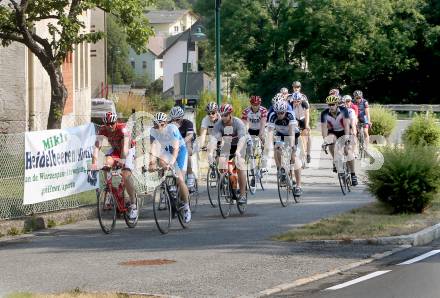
[146,10,198,37]
[0,12,92,133]
[159,21,201,94]
[129,36,165,82]
[128,10,198,85]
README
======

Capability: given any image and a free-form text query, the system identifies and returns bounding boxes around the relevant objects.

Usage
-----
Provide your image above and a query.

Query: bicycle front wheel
[207,166,218,207]
[218,173,232,218]
[246,156,257,195]
[97,188,117,234]
[189,178,199,214]
[338,172,347,195]
[153,185,171,234]
[277,168,290,207]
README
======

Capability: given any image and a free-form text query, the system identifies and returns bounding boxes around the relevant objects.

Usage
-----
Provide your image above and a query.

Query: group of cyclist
[91,80,371,224]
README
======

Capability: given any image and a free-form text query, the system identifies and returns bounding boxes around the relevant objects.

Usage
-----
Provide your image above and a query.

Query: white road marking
[398,250,440,265]
[325,270,391,290]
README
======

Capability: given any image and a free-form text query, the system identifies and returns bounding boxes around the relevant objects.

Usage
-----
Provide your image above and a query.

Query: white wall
[163,40,196,92]
[155,59,164,80]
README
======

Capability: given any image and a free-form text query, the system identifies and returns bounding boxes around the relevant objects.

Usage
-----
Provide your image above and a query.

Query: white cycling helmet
[280,87,289,94]
[271,93,285,105]
[153,112,167,125]
[169,106,184,120]
[342,95,352,102]
[273,100,288,113]
[205,102,218,113]
[291,92,302,101]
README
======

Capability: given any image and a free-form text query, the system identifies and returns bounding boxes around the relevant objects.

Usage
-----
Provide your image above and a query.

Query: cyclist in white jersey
[148,112,191,223]
[199,102,220,150]
[241,95,268,141]
[290,91,312,163]
[267,99,303,195]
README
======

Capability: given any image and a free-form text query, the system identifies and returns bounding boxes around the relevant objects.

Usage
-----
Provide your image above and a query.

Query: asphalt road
[272,239,440,298]
[0,141,398,298]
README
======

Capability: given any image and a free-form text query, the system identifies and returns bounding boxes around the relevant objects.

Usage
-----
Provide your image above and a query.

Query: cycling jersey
[98,123,130,153]
[267,104,293,121]
[201,114,220,135]
[291,100,309,121]
[174,119,195,142]
[150,124,187,171]
[98,123,135,170]
[320,107,349,132]
[212,117,246,147]
[356,99,369,123]
[267,111,298,136]
[241,106,268,131]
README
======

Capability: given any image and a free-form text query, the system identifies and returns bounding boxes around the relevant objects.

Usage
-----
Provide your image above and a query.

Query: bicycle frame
[103,168,128,213]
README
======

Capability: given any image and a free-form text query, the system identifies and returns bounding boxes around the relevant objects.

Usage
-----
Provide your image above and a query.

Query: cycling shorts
[248,128,260,136]
[274,132,300,146]
[106,147,136,171]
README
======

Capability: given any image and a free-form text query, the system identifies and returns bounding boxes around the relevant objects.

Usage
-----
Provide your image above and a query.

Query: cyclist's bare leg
[176,171,189,204]
[307,134,312,157]
[274,145,282,169]
[237,169,246,196]
[121,170,135,204]
[186,141,193,175]
[290,152,302,187]
[364,126,370,147]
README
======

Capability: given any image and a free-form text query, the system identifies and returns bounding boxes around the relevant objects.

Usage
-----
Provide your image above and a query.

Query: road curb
[291,222,440,247]
[256,245,410,297]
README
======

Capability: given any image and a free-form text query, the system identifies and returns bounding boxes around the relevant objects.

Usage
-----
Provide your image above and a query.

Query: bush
[309,107,319,129]
[229,89,249,118]
[369,105,397,138]
[403,112,440,147]
[367,145,440,213]
[195,90,216,131]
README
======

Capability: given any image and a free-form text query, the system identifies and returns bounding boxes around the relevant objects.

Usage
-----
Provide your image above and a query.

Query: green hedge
[403,113,440,147]
[367,145,440,213]
[369,105,397,138]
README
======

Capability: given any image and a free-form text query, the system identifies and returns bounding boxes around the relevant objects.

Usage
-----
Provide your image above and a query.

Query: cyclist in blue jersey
[148,112,191,223]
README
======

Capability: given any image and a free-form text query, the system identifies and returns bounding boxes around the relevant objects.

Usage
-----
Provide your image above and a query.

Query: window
[182,63,192,72]
[131,61,135,68]
[160,61,163,68]
[142,61,147,69]
[182,25,186,31]
[174,26,179,33]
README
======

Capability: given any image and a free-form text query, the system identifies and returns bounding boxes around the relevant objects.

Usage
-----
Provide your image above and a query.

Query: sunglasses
[221,113,231,118]
[328,103,336,107]
[355,97,362,100]
[276,111,286,115]
[208,112,217,115]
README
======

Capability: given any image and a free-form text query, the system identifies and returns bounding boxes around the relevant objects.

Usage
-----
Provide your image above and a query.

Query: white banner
[23,123,97,205]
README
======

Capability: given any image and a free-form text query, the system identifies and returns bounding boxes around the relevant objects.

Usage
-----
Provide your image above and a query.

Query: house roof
[148,36,165,57]
[145,10,192,24]
[158,20,202,59]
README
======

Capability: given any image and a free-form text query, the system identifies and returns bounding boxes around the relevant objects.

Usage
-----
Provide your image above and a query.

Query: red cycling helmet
[219,103,233,116]
[103,111,117,124]
[250,95,262,105]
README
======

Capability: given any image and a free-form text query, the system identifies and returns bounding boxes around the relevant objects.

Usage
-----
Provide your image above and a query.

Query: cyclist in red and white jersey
[92,111,137,219]
[241,95,268,141]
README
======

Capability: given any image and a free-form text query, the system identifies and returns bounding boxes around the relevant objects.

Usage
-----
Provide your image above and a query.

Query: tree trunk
[46,66,68,129]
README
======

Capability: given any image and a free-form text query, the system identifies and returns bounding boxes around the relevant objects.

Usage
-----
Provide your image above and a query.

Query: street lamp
[215,0,221,106]
[183,25,206,106]
[111,46,121,93]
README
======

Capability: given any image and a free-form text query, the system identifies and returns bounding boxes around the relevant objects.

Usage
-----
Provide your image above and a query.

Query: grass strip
[275,196,440,241]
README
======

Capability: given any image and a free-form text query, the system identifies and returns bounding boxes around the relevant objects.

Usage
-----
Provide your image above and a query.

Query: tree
[0,0,154,129]
[107,15,135,85]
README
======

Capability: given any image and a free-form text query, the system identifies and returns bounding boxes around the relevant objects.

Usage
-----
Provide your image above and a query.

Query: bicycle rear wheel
[246,156,257,195]
[207,166,218,207]
[277,168,290,207]
[218,173,232,218]
[358,129,365,159]
[237,191,247,215]
[176,189,190,229]
[97,188,117,234]
[153,184,171,234]
[124,193,139,228]
[338,172,348,195]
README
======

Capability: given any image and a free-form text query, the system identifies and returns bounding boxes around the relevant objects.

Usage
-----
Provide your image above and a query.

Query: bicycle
[298,130,310,169]
[95,165,139,234]
[186,173,199,213]
[322,142,351,195]
[275,141,300,207]
[357,122,368,159]
[246,136,267,194]
[217,156,247,218]
[151,166,190,234]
